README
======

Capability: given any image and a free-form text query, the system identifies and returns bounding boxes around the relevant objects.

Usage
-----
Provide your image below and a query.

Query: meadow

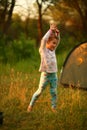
[0,50,87,130]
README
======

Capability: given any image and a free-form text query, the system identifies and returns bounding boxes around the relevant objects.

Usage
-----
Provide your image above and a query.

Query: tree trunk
[0,0,8,24]
[37,4,43,46]
[36,0,43,47]
[3,0,15,34]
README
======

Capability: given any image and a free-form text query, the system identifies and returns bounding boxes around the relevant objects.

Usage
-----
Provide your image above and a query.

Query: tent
[59,42,87,90]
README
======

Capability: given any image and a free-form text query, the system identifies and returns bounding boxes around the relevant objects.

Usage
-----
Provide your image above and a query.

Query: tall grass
[0,34,87,130]
[0,52,87,130]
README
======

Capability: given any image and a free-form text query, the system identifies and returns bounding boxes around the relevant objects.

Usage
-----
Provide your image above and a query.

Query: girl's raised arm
[39,29,52,53]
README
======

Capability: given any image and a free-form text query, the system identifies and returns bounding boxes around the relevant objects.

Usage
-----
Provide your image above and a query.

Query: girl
[27,24,60,113]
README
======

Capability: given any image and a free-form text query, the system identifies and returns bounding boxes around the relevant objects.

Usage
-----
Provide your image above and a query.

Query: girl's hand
[50,24,57,31]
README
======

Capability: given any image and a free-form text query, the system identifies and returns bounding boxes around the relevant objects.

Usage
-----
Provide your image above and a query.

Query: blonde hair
[49,20,57,26]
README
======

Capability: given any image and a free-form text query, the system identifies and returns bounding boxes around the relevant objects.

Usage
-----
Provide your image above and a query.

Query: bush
[0,34,38,64]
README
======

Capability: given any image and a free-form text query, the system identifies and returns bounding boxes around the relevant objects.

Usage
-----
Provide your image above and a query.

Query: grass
[0,53,87,130]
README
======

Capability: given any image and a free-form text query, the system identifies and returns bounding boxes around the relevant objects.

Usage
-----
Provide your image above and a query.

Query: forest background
[0,1,87,130]
[0,0,87,64]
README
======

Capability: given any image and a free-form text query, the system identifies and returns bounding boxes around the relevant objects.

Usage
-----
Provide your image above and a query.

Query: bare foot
[27,106,33,113]
[51,107,57,113]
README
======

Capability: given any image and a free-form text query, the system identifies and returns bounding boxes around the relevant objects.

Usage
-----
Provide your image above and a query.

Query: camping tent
[60,42,87,90]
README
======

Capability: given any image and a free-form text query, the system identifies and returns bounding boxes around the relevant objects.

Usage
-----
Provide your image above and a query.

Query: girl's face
[46,38,58,51]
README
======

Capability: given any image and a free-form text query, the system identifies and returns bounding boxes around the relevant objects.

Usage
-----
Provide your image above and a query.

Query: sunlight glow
[14,0,36,20]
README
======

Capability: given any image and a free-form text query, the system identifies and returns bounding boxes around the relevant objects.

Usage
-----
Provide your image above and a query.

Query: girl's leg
[50,74,58,109]
[27,72,49,111]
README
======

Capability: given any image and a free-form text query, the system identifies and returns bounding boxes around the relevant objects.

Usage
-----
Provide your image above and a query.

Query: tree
[7,0,16,23]
[36,0,43,45]
[35,0,58,46]
[0,0,8,24]
[61,0,87,32]
[0,0,16,34]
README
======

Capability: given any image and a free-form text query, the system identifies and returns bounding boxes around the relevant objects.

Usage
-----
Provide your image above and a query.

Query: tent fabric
[60,42,87,90]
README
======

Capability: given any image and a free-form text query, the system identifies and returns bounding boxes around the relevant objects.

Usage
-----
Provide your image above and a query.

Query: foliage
[0,29,86,65]
[61,0,87,31]
[0,34,38,64]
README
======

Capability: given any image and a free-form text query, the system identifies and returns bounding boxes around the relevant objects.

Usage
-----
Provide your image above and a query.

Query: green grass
[0,53,87,130]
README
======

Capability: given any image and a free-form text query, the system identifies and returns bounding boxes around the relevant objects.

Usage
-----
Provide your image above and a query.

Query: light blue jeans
[29,72,58,109]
